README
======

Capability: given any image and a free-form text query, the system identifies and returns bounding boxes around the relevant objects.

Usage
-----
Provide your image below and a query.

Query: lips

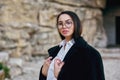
[62,30,69,34]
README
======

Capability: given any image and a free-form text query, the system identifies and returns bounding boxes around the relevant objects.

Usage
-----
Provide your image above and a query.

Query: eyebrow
[58,19,72,22]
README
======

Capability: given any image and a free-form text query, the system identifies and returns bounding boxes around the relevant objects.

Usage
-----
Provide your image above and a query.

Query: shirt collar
[59,39,75,47]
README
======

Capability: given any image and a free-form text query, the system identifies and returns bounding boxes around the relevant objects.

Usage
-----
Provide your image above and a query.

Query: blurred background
[0,0,120,80]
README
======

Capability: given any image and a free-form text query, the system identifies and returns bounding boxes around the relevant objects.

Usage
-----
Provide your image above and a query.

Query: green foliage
[0,63,3,70]
[0,62,10,78]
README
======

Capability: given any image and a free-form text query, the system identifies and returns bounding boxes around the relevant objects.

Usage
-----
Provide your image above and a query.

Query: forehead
[58,14,72,21]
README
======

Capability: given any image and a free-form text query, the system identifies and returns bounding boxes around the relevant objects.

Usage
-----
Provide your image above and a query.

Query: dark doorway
[116,17,120,45]
[106,0,120,7]
[103,0,120,47]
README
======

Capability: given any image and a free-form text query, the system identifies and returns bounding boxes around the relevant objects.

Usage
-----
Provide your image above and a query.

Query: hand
[54,58,64,78]
[42,57,52,77]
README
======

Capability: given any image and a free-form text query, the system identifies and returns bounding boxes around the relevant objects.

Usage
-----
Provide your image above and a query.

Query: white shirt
[47,39,75,80]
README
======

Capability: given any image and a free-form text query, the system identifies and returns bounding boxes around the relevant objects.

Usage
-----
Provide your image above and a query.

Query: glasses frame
[57,19,73,29]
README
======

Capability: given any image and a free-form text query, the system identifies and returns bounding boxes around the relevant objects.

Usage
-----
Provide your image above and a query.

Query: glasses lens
[65,21,72,28]
[58,22,62,29]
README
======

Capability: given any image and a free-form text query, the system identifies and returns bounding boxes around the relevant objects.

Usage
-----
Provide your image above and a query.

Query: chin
[62,34,69,36]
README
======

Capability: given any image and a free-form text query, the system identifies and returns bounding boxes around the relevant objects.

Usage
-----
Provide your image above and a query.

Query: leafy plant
[0,62,10,78]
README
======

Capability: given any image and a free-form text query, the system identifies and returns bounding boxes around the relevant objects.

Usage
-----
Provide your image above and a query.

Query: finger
[55,58,61,63]
[46,57,52,63]
[47,56,52,60]
[44,57,52,65]
[54,59,60,67]
[60,62,64,68]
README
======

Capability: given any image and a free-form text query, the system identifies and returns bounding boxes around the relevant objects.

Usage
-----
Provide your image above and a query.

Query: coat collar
[74,36,87,48]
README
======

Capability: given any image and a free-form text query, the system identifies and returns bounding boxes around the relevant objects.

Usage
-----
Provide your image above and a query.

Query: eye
[66,21,72,25]
[58,22,63,25]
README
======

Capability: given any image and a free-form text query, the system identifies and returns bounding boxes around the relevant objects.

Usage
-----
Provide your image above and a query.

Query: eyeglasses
[57,19,73,29]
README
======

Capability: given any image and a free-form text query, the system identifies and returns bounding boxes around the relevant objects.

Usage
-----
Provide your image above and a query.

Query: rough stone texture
[0,52,9,63]
[0,0,107,56]
[55,0,106,8]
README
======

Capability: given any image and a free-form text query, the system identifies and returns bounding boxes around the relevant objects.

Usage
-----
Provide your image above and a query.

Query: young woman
[39,11,105,80]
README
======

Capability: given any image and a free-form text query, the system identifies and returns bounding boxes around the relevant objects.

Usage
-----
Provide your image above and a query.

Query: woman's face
[57,14,74,40]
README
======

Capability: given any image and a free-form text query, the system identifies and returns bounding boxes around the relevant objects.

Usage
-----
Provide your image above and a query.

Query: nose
[62,23,66,28]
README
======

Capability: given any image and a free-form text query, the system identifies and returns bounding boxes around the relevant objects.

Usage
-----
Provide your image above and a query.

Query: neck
[65,37,72,42]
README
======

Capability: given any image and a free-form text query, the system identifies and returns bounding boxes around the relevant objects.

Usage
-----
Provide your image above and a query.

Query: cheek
[58,29,62,33]
[70,27,74,34]
[58,29,63,35]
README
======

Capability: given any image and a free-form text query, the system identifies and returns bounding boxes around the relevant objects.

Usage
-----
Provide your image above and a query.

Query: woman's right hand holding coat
[42,57,52,77]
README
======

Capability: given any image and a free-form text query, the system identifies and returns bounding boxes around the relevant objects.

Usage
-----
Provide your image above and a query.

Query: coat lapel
[63,37,87,62]
[48,45,62,59]
[63,44,76,62]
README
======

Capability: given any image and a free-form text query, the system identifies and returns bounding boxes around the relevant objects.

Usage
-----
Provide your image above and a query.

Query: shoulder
[88,45,101,57]
[75,36,102,59]
[86,45,103,62]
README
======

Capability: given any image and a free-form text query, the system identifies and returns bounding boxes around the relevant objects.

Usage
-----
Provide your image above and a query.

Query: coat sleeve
[87,45,105,80]
[39,66,46,80]
[90,50,105,80]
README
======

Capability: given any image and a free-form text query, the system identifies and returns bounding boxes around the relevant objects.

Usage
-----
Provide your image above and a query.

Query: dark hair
[57,11,82,40]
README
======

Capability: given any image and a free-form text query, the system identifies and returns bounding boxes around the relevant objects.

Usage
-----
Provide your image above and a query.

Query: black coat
[39,37,105,80]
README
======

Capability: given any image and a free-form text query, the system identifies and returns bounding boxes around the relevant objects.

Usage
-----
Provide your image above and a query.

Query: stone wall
[0,0,107,56]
